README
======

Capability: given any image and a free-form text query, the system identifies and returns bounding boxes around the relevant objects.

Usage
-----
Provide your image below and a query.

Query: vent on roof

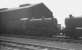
[20,4,31,7]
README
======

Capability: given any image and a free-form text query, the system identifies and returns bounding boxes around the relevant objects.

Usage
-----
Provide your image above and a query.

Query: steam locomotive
[63,15,82,39]
[0,3,60,37]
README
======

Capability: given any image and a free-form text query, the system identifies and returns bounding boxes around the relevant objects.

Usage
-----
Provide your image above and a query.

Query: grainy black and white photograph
[0,0,82,50]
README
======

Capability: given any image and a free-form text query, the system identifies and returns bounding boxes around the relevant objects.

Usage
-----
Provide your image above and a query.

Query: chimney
[69,14,74,18]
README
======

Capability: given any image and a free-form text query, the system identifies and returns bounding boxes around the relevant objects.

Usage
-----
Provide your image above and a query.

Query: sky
[0,0,82,27]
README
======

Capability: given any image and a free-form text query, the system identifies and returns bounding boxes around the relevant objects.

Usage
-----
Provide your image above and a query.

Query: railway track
[0,38,66,50]
[1,34,82,44]
[0,35,82,50]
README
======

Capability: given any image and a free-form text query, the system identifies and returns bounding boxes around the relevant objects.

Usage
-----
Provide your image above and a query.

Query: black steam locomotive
[63,15,82,39]
[0,3,60,37]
